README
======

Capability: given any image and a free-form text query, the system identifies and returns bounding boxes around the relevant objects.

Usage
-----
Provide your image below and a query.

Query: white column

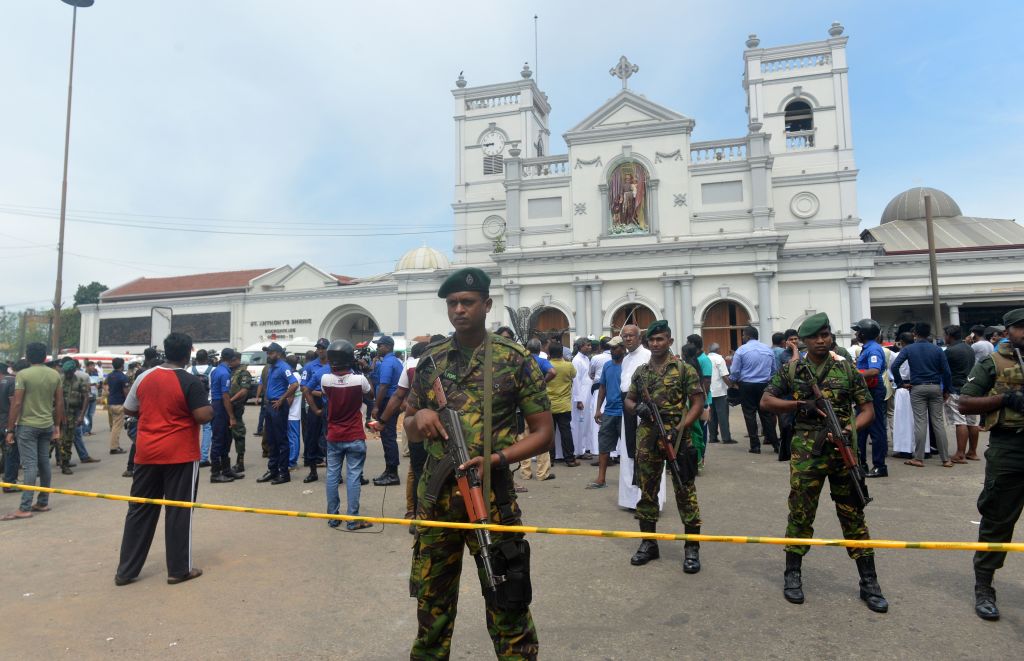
[504,284,520,326]
[754,272,774,341]
[948,302,961,327]
[574,283,588,338]
[660,278,676,337]
[589,282,603,336]
[846,277,864,324]
[678,275,694,339]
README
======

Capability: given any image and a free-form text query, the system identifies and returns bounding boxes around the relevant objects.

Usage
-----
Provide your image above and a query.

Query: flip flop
[965,455,980,461]
[585,482,607,489]
[942,461,954,468]
[951,457,969,464]
[345,521,373,532]
[30,505,51,512]
[514,485,529,493]
[904,459,924,468]
[1,511,32,521]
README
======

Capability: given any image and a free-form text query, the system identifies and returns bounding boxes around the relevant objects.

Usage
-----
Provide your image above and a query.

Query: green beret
[646,319,671,337]
[437,267,490,298]
[1003,308,1024,328]
[797,312,830,338]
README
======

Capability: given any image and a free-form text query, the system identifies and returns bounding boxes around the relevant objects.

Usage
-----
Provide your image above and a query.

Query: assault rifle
[800,362,872,509]
[639,378,696,484]
[421,376,504,600]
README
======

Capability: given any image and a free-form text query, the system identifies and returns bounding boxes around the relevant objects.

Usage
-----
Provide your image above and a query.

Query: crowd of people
[3,281,1023,653]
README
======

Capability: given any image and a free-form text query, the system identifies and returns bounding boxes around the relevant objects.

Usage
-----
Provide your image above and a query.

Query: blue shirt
[376,353,403,398]
[533,355,554,376]
[856,340,887,391]
[301,357,324,390]
[600,360,624,416]
[209,363,232,401]
[889,339,952,393]
[730,339,777,384]
[265,360,300,399]
[106,371,128,406]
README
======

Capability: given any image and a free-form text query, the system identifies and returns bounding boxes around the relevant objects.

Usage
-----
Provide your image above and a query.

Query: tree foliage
[73,281,108,306]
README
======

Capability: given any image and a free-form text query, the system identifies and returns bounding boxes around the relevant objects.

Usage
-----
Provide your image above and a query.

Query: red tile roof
[101,268,274,301]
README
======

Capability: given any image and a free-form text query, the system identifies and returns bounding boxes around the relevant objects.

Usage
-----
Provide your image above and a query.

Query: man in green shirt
[547,339,579,466]
[3,342,64,520]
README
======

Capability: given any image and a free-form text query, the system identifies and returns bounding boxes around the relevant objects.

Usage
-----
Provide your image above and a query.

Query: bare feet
[951,454,969,464]
[1,510,33,521]
[904,459,924,468]
[965,453,980,461]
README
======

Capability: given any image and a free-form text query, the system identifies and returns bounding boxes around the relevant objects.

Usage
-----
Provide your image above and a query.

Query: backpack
[191,365,211,396]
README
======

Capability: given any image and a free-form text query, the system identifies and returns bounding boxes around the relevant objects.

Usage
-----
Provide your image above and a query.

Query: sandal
[951,457,969,464]
[30,504,51,512]
[904,459,924,468]
[585,482,607,489]
[965,454,980,461]
[514,484,529,493]
[346,520,373,532]
[942,461,954,468]
[1,511,33,521]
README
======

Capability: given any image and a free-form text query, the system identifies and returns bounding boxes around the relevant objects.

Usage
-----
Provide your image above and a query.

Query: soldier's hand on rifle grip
[412,408,448,441]
[796,400,823,417]
[459,453,497,473]
[635,402,654,423]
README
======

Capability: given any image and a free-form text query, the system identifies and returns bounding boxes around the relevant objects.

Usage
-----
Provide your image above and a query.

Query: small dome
[395,246,450,272]
[881,187,962,224]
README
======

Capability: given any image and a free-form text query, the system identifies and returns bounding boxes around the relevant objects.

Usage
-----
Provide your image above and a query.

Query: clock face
[481,131,505,156]
[482,216,506,240]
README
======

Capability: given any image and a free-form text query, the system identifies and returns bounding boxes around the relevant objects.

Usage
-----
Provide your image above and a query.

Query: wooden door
[701,300,751,356]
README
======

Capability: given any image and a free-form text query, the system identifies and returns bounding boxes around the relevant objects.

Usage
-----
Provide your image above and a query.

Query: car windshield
[241,351,267,366]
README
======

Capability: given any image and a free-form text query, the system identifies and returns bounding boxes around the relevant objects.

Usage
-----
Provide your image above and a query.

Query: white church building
[79,23,1024,355]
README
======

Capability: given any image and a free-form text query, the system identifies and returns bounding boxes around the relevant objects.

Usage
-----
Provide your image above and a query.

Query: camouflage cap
[646,319,671,337]
[1003,308,1024,328]
[437,267,490,298]
[797,312,830,338]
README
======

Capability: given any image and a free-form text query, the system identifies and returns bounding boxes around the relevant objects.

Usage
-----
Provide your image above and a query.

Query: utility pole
[18,310,30,359]
[924,194,943,342]
[51,0,94,357]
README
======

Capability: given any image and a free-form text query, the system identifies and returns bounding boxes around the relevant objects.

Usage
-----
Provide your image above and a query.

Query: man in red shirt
[114,332,213,586]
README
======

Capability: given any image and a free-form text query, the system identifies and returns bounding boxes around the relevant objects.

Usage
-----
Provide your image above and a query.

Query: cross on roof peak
[610,56,639,90]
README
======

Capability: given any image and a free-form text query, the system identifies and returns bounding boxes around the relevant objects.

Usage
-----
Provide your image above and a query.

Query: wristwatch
[496,450,509,469]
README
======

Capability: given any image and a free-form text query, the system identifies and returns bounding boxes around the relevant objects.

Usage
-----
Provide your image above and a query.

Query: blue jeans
[83,399,97,434]
[199,422,212,462]
[73,423,91,460]
[16,426,53,512]
[288,420,301,466]
[325,440,366,522]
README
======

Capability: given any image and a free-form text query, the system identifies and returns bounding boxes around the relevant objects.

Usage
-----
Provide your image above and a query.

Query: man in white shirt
[570,339,595,458]
[588,338,613,464]
[707,343,735,444]
[618,325,651,509]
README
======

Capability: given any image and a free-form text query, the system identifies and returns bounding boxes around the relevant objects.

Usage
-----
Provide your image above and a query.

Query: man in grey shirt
[970,325,995,362]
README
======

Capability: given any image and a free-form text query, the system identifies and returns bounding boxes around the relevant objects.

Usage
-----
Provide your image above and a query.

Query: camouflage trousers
[634,422,702,528]
[231,404,246,456]
[786,430,872,559]
[57,409,82,468]
[410,474,538,660]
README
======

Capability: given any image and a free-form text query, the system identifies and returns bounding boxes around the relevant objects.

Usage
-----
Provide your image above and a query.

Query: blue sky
[1,1,1021,310]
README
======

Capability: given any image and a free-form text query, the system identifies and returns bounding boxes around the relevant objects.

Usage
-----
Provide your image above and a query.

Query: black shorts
[598,415,622,454]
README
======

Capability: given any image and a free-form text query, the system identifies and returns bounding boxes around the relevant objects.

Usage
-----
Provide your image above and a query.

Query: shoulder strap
[990,350,1015,372]
[482,334,494,523]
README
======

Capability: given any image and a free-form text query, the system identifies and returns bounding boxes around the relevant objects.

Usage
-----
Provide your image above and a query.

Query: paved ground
[1,406,1022,659]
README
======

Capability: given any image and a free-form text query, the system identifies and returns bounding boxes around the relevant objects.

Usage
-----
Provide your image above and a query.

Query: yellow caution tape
[2,481,1021,552]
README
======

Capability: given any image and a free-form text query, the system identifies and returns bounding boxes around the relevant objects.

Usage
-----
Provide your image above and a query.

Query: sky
[1,0,1022,311]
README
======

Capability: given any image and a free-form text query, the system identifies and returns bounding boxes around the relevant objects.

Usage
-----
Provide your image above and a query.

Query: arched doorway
[530,307,570,346]
[611,303,656,336]
[701,300,751,355]
[321,305,380,345]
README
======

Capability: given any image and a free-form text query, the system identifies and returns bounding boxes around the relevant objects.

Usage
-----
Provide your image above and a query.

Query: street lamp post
[51,0,94,357]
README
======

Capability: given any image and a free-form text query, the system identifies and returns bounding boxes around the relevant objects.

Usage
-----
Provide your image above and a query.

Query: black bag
[475,538,532,611]
[726,386,741,407]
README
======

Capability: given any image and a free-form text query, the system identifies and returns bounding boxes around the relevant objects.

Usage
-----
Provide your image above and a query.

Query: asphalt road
[1,406,1022,659]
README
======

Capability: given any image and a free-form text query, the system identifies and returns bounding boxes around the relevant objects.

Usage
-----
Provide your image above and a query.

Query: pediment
[249,265,293,289]
[564,90,694,145]
[275,262,340,290]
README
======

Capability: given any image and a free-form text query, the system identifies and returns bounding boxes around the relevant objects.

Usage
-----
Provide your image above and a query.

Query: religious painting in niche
[608,161,648,234]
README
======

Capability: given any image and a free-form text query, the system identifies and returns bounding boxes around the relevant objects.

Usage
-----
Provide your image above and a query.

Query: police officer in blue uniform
[256,342,301,485]
[300,338,330,483]
[370,335,403,486]
[853,319,889,478]
[210,348,244,483]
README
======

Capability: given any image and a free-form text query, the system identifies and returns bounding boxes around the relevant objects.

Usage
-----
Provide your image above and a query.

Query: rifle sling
[482,334,493,523]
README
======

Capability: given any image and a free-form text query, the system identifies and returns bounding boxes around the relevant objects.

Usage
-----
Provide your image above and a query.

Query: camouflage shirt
[765,356,871,429]
[229,366,253,399]
[961,342,1024,431]
[62,373,89,412]
[628,356,703,425]
[408,333,550,461]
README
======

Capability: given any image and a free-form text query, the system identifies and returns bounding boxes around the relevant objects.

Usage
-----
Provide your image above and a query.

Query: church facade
[79,24,1024,355]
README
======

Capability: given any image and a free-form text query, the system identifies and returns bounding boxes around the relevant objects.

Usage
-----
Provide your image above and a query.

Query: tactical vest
[63,379,85,410]
[983,347,1024,430]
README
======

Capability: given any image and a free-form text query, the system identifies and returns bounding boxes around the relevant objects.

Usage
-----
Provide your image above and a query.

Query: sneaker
[110,447,126,455]
[122,469,134,478]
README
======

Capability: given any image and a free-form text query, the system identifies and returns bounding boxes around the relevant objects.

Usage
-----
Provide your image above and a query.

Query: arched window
[784,100,814,149]
[701,300,752,355]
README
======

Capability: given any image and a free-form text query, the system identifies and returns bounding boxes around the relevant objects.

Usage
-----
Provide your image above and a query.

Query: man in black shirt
[943,325,977,463]
[1,362,19,491]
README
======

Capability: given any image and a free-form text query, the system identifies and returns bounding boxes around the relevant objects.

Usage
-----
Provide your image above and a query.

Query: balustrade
[760,53,831,73]
[521,156,570,178]
[465,93,520,110]
[690,141,747,164]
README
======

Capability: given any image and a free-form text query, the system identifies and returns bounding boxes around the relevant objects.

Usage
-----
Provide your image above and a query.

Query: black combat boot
[783,551,804,604]
[855,555,889,613]
[974,568,1000,621]
[303,465,319,483]
[630,521,660,566]
[683,526,701,574]
[373,468,400,487]
[222,456,245,480]
[210,458,234,483]
[232,453,245,475]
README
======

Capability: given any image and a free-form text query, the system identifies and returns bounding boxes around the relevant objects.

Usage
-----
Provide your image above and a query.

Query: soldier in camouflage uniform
[959,307,1024,621]
[760,312,888,613]
[405,267,553,661]
[623,320,706,573]
[57,360,89,475]
[226,352,253,474]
